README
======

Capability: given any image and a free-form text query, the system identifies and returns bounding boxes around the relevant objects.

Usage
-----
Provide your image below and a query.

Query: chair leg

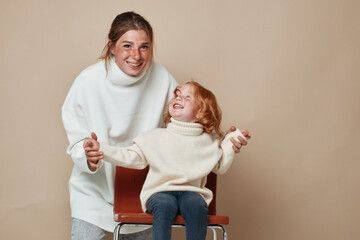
[220,225,228,240]
[113,223,124,240]
[208,225,228,240]
[209,226,217,240]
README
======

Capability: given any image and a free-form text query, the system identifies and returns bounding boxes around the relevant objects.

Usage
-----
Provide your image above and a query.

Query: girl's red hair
[164,81,223,138]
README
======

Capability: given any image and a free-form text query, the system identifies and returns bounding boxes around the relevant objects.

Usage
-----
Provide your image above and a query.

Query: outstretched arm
[99,142,148,170]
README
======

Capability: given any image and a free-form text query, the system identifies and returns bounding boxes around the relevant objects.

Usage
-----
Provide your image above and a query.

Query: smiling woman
[62,11,177,240]
[109,30,150,77]
[100,11,154,76]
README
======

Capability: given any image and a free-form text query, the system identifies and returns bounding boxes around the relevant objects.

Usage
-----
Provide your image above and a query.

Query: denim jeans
[71,218,152,240]
[146,191,208,240]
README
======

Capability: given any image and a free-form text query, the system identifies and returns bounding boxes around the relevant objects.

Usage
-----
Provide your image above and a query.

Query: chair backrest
[114,166,217,215]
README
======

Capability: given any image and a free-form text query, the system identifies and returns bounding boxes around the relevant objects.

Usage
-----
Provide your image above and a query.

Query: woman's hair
[99,11,154,72]
[164,81,224,138]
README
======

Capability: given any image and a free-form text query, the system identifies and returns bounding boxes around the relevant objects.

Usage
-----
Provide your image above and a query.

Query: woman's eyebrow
[120,41,150,46]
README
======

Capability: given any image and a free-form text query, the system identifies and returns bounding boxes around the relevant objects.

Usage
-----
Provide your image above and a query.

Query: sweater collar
[107,57,147,86]
[167,118,204,136]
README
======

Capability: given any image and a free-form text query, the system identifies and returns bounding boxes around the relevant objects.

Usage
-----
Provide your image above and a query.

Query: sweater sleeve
[100,142,148,170]
[62,81,95,173]
[212,128,242,175]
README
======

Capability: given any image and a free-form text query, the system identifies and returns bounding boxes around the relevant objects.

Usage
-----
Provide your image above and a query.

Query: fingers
[86,151,103,169]
[227,128,251,154]
[84,145,100,152]
[88,160,100,169]
[91,132,98,141]
[232,144,240,153]
[84,133,101,171]
[241,130,251,140]
[226,126,237,135]
[84,139,100,152]
[83,139,93,148]
[84,133,98,149]
[230,137,242,150]
[237,135,248,146]
[85,150,103,158]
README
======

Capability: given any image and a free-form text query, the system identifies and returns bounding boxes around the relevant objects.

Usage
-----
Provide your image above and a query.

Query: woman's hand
[226,126,250,153]
[83,132,103,170]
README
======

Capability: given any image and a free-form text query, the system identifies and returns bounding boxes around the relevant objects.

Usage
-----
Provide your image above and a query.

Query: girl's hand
[84,132,103,170]
[226,126,250,153]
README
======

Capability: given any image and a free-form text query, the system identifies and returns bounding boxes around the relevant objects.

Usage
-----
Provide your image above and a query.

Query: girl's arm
[84,132,148,170]
[99,142,148,170]
[213,128,248,174]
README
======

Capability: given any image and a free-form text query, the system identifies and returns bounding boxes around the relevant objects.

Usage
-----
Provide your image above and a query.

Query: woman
[62,11,248,240]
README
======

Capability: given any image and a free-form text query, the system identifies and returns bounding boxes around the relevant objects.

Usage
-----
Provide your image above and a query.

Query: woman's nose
[131,48,141,60]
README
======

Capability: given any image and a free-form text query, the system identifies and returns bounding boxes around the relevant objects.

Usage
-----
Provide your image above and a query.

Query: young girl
[84,81,249,240]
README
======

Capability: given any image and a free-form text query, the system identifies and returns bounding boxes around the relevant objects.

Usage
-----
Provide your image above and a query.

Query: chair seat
[113,168,229,240]
[114,213,229,225]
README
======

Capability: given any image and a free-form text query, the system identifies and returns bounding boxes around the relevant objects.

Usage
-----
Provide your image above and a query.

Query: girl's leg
[178,192,208,240]
[146,192,178,240]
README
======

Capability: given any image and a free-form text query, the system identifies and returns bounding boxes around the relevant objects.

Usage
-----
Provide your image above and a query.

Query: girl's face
[110,29,150,77]
[168,84,200,123]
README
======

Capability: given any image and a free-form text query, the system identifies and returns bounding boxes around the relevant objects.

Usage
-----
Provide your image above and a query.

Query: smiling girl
[84,81,250,240]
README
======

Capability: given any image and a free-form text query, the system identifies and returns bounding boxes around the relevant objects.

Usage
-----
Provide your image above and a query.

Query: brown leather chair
[113,166,229,240]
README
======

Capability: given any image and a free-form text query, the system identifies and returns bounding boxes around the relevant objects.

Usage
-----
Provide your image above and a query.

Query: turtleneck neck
[167,118,204,136]
[107,57,148,86]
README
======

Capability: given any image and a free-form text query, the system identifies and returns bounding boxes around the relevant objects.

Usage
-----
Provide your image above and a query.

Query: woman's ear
[109,40,115,55]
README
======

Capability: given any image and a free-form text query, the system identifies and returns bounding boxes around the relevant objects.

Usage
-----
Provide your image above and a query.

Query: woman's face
[168,84,200,123]
[111,29,151,77]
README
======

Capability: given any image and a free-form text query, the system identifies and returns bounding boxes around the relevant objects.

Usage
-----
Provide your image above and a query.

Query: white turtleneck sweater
[100,118,241,212]
[62,58,177,232]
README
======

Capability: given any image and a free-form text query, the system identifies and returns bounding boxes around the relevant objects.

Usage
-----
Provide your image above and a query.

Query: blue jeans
[146,191,208,240]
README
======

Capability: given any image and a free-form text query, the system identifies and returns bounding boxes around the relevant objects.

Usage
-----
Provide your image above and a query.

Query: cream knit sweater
[100,118,241,212]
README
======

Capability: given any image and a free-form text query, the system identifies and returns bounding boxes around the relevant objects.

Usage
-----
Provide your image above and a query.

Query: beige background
[1,0,359,239]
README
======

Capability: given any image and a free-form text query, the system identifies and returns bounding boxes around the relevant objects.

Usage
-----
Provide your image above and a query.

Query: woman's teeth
[128,62,141,66]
